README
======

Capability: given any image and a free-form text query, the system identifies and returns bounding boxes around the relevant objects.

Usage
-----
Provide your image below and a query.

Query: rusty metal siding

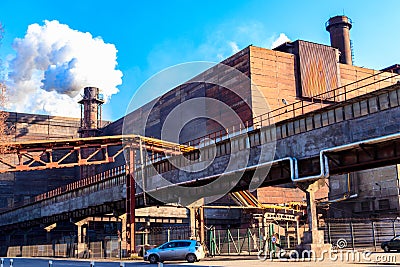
[297,41,340,99]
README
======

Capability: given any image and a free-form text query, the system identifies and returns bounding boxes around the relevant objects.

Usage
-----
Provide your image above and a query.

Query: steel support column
[126,146,136,254]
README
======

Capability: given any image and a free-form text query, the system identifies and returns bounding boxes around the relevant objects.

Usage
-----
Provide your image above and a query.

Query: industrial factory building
[0,15,400,257]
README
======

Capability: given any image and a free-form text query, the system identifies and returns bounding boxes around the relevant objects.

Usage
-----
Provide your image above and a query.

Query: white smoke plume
[271,33,291,49]
[7,20,122,117]
[228,41,240,54]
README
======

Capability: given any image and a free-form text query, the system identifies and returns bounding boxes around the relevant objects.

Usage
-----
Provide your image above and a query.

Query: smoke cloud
[271,33,291,49]
[7,20,122,117]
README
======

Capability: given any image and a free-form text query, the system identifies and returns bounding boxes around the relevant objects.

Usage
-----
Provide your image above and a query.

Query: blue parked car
[143,240,205,263]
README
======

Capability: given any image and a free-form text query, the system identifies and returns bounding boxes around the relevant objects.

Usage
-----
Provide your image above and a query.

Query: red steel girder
[0,135,195,173]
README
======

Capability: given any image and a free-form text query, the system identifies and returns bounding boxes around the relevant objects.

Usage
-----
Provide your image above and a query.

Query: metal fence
[6,218,398,258]
[89,242,103,259]
[7,244,69,257]
[322,218,400,251]
[205,222,303,256]
[207,227,263,256]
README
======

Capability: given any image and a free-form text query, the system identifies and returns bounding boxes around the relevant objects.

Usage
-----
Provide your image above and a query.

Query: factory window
[313,114,322,128]
[245,136,250,148]
[352,102,361,117]
[231,138,238,152]
[287,122,294,136]
[335,107,343,122]
[306,116,314,131]
[276,126,282,139]
[328,110,335,124]
[368,97,379,113]
[389,90,399,107]
[378,199,390,210]
[344,104,353,120]
[397,88,400,104]
[249,132,260,147]
[321,111,329,126]
[299,118,306,133]
[293,120,300,134]
[220,143,226,155]
[281,124,288,138]
[378,93,389,110]
[360,100,369,116]
[225,142,231,154]
[238,137,245,150]
[361,201,370,211]
[208,146,214,159]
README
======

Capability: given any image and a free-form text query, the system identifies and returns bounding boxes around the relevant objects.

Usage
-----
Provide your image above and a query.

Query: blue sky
[0,0,399,120]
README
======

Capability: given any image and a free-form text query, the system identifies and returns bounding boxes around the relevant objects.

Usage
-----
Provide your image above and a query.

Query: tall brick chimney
[326,15,353,65]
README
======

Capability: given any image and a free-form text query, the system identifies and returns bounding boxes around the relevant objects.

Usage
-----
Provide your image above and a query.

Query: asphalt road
[0,258,207,267]
[1,253,399,267]
[1,259,147,267]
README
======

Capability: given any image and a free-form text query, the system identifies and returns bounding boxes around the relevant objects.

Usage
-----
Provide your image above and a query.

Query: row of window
[361,199,391,211]
[276,88,400,139]
[145,87,400,177]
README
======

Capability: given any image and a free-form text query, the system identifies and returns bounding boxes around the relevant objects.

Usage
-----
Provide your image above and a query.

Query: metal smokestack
[326,15,353,65]
[78,87,104,137]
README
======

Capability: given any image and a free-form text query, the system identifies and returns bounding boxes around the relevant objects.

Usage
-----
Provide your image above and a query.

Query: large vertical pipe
[326,15,353,65]
[126,146,136,254]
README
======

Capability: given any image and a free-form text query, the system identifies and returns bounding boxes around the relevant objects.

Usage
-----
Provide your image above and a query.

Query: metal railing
[183,72,400,147]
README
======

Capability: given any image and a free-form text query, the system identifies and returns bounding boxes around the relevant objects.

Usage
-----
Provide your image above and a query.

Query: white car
[144,239,205,263]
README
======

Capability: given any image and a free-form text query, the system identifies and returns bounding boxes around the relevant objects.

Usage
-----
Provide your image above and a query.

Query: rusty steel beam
[0,135,196,173]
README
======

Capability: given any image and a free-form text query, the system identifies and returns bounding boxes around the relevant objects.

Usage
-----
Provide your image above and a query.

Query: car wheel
[186,253,197,263]
[148,254,159,264]
[383,245,390,252]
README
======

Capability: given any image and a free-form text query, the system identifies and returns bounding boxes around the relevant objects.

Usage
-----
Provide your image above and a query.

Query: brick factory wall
[8,112,80,141]
[257,185,305,204]
[249,46,297,119]
[0,112,81,211]
[256,183,328,204]
[103,47,253,144]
